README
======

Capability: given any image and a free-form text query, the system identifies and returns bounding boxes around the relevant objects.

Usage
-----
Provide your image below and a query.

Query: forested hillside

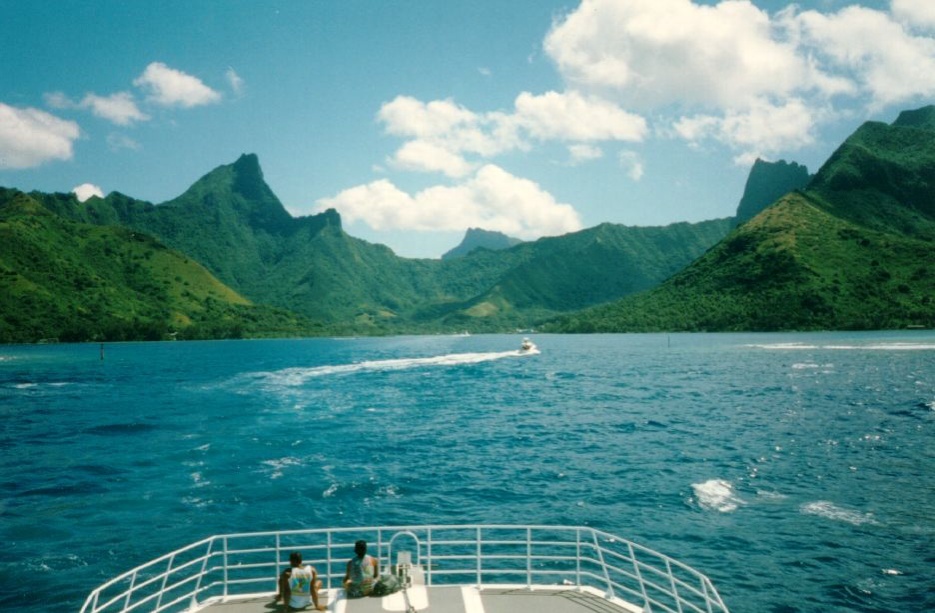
[544,107,935,332]
[28,154,732,334]
[0,189,319,342]
[6,106,933,341]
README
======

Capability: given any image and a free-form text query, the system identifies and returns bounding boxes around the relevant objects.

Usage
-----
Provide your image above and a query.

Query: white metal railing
[79,525,730,613]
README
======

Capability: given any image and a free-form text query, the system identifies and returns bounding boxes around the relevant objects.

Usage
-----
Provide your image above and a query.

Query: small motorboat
[520,337,536,352]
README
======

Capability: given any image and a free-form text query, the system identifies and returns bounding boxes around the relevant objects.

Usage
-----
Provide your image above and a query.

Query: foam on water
[692,479,745,513]
[751,342,935,351]
[800,501,878,526]
[251,349,539,386]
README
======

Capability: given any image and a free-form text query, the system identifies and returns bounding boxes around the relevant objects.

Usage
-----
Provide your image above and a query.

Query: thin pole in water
[100,343,104,361]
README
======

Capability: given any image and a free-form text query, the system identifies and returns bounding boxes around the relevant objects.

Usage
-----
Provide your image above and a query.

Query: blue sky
[2,0,934,258]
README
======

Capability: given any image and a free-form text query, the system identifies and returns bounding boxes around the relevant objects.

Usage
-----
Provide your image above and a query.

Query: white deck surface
[198,585,642,613]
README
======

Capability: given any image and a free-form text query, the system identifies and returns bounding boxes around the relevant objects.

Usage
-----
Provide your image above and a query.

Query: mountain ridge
[544,107,935,332]
[23,154,732,333]
[442,228,524,260]
[5,105,934,340]
[0,189,317,342]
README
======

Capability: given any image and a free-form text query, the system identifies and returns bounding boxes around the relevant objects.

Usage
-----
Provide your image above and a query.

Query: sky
[2,0,935,258]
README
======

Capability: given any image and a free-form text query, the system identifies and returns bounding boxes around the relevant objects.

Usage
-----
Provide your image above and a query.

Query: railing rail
[79,525,729,613]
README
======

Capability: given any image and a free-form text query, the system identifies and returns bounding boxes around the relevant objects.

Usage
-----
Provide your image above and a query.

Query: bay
[1,332,933,612]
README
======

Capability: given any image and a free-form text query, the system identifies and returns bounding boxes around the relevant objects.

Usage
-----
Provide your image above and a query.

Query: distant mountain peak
[233,152,260,169]
[892,105,935,131]
[442,227,523,259]
[172,153,293,232]
[734,158,811,225]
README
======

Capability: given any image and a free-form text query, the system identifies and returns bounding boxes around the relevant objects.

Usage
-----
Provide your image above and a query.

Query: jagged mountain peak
[892,105,935,131]
[442,227,523,259]
[735,158,811,225]
[168,153,293,231]
[186,153,270,198]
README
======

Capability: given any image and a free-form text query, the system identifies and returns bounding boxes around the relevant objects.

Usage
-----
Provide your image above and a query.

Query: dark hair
[354,540,367,557]
[289,551,302,565]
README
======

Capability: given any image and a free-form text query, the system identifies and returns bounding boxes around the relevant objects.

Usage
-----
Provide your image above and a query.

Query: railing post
[526,527,532,589]
[155,553,176,611]
[575,529,582,591]
[628,542,648,607]
[426,528,433,587]
[666,559,683,613]
[326,531,333,591]
[702,577,715,613]
[123,570,137,611]
[592,531,615,601]
[475,526,483,587]
[191,538,215,610]
[275,533,282,591]
[223,537,230,598]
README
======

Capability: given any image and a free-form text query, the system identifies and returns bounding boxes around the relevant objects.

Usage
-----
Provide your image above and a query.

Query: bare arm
[311,568,326,611]
[279,569,291,610]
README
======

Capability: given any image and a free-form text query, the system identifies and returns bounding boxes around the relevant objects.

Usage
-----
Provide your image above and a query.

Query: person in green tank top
[343,540,379,598]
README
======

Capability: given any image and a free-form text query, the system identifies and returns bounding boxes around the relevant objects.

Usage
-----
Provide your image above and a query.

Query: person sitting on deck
[343,540,379,598]
[275,551,326,611]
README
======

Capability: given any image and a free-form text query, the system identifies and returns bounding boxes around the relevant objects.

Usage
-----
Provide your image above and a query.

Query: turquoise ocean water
[1,332,933,612]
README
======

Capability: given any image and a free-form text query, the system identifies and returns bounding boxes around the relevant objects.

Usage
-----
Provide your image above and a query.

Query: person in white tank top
[275,551,326,611]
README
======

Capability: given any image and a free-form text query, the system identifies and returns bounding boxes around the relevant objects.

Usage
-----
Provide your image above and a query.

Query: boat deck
[79,525,729,613]
[199,585,640,613]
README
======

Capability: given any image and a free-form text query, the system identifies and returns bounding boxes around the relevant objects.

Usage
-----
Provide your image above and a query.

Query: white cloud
[674,98,822,165]
[378,96,523,177]
[378,90,645,178]
[107,133,142,152]
[0,103,80,169]
[542,0,935,160]
[379,96,516,157]
[568,144,603,164]
[544,0,845,110]
[81,92,149,125]
[618,151,644,181]
[72,183,104,202]
[792,5,935,110]
[45,90,148,126]
[380,96,478,140]
[44,91,73,110]
[133,62,221,108]
[226,67,245,96]
[390,140,475,178]
[317,164,582,239]
[892,0,935,31]
[513,90,646,142]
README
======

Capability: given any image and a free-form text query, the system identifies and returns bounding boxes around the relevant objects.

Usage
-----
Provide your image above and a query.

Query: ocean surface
[1,332,933,612]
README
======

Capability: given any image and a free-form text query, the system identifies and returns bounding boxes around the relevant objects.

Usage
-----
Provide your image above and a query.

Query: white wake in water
[692,479,745,513]
[750,342,935,351]
[801,501,878,526]
[253,348,539,386]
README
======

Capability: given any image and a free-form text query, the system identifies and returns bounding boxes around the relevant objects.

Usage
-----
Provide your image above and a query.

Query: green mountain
[429,219,732,330]
[806,109,935,239]
[442,228,523,260]
[0,189,318,343]
[734,158,811,224]
[544,107,935,332]
[21,99,930,340]
[32,154,732,334]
